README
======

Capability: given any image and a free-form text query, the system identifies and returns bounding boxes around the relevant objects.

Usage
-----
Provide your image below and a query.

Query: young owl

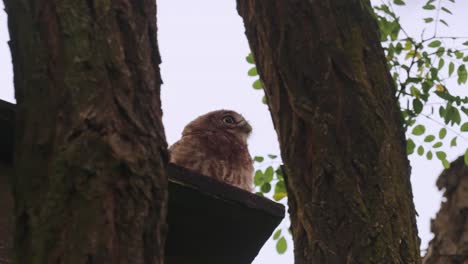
[169,110,254,191]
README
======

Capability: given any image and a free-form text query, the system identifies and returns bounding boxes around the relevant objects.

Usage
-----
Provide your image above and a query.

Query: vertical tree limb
[3,0,168,263]
[237,0,421,263]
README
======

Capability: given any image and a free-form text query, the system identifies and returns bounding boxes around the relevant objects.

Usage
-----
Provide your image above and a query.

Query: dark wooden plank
[166,164,285,264]
[168,164,285,218]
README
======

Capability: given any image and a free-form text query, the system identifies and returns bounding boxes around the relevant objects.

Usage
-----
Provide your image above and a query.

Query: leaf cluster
[252,154,289,254]
[375,0,468,167]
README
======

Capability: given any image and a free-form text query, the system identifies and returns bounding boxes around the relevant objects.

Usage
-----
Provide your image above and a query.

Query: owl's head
[182,110,252,143]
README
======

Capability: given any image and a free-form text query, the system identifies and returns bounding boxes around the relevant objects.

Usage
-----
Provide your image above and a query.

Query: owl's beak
[240,121,252,135]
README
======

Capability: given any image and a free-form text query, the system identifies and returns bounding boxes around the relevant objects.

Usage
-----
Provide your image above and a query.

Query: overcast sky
[1,1,468,263]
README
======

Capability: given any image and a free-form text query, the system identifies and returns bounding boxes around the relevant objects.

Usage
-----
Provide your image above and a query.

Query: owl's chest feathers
[187,132,249,159]
[172,131,253,191]
[191,132,250,171]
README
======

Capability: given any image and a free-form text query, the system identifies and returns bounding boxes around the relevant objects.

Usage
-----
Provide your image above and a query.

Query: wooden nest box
[0,99,285,264]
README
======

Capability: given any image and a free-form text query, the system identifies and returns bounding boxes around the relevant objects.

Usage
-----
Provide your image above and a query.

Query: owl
[169,110,254,191]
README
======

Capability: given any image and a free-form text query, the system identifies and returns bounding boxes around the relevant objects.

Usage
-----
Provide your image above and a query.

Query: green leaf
[462,107,468,117]
[404,40,412,50]
[439,19,449,27]
[246,53,255,64]
[273,192,287,201]
[428,40,441,48]
[393,0,405,5]
[433,142,443,148]
[275,181,286,194]
[413,99,423,114]
[407,138,416,154]
[273,180,287,201]
[436,47,445,57]
[248,67,258,76]
[267,154,278,159]
[389,22,401,41]
[441,7,452,14]
[273,229,282,240]
[395,42,403,55]
[445,106,461,125]
[438,58,445,69]
[448,62,455,76]
[463,41,468,46]
[417,145,424,156]
[461,122,468,132]
[439,106,446,118]
[465,148,468,165]
[276,237,287,254]
[405,50,416,60]
[423,4,436,10]
[261,182,271,193]
[426,151,433,160]
[264,166,274,182]
[458,64,468,84]
[254,170,265,186]
[253,79,263,89]
[410,86,420,97]
[434,87,450,98]
[412,124,426,135]
[262,95,267,104]
[430,67,439,80]
[436,151,447,160]
[423,17,434,23]
[450,137,457,147]
[442,159,450,169]
[253,156,264,162]
[275,167,283,179]
[424,135,435,142]
[439,128,447,139]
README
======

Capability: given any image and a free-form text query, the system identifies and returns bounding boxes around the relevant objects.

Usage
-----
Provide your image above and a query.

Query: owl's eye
[222,115,235,124]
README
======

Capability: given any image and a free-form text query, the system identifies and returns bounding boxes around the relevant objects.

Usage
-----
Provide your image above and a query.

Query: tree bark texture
[4,1,168,263]
[423,156,468,264]
[237,1,421,263]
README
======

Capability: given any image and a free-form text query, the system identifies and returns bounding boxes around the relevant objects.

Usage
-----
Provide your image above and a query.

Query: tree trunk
[423,156,468,264]
[4,1,168,263]
[237,0,421,263]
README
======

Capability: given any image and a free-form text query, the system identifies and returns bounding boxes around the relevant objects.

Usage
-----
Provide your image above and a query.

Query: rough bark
[423,156,468,264]
[3,0,168,263]
[237,1,421,263]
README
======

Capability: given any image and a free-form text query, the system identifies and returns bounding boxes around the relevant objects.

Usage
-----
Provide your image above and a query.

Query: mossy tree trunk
[4,0,168,263]
[237,0,421,263]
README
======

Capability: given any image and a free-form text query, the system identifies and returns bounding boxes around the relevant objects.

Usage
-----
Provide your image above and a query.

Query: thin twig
[434,0,442,37]
[421,114,468,141]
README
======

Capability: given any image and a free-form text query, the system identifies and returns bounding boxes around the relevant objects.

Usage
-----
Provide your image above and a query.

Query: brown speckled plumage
[169,110,254,191]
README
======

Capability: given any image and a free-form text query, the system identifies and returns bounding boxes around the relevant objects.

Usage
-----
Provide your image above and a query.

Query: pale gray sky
[1,1,468,263]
